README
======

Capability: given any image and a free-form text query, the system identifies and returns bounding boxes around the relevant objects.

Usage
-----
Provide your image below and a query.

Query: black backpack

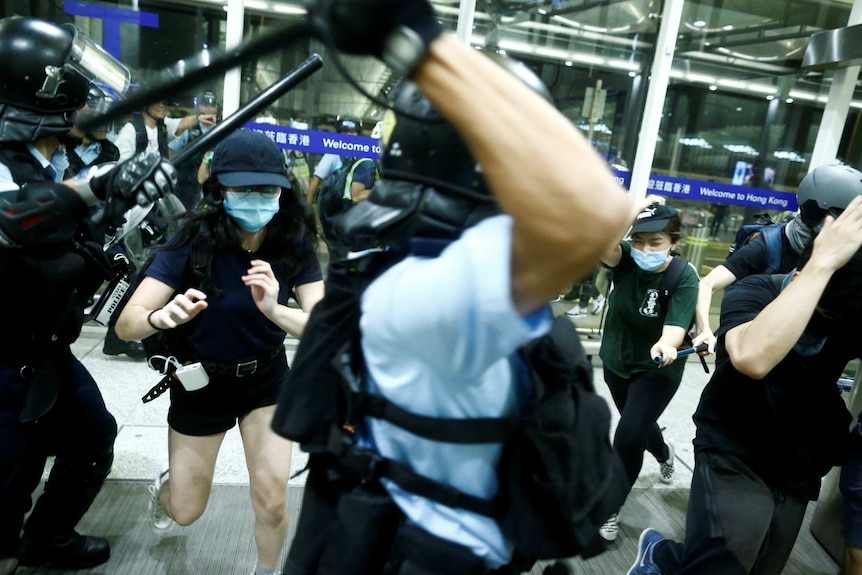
[316,155,357,230]
[727,220,786,275]
[272,250,628,565]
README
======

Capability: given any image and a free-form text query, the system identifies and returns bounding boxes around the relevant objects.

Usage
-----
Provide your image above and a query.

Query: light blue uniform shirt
[359,214,551,568]
[0,144,68,192]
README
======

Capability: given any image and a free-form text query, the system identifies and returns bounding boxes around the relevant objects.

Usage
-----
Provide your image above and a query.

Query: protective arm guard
[0,182,88,248]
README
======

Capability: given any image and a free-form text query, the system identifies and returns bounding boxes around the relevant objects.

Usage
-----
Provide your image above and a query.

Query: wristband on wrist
[147,308,166,331]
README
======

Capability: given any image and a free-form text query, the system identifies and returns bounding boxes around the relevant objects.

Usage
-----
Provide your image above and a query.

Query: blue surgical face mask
[631,247,669,272]
[223,191,281,232]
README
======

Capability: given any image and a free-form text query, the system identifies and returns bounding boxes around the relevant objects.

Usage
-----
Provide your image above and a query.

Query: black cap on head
[210,129,291,189]
[630,203,678,235]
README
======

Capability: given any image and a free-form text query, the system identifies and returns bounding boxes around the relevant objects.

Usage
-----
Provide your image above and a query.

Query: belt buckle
[236,359,257,377]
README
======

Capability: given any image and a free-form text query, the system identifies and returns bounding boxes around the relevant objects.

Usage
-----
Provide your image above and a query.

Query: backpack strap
[656,254,709,372]
[327,429,499,517]
[657,254,687,313]
[188,238,221,296]
[760,223,787,274]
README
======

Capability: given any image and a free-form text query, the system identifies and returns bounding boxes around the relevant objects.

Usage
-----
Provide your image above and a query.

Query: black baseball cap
[210,129,291,189]
[630,203,678,234]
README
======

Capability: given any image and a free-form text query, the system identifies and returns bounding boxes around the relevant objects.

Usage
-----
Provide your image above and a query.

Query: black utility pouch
[316,483,404,575]
[384,523,491,575]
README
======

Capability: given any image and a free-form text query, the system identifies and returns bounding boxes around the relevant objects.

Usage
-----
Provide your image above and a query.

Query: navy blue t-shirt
[145,241,322,363]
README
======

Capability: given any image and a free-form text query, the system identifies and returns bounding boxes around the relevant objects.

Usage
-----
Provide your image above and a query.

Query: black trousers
[652,450,807,575]
[603,367,678,489]
[0,349,117,556]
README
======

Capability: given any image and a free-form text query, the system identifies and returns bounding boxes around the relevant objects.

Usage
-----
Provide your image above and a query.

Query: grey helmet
[796,164,862,226]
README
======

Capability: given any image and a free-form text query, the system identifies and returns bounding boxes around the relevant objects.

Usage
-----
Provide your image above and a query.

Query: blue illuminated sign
[244,123,381,160]
[64,1,159,59]
[612,171,798,212]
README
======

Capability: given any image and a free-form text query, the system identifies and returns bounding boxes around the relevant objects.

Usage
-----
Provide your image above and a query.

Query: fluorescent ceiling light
[272,4,306,14]
[717,78,746,89]
[747,83,777,94]
[788,90,817,101]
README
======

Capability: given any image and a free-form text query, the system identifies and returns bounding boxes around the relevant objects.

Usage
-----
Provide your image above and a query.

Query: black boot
[102,325,146,360]
[18,532,110,570]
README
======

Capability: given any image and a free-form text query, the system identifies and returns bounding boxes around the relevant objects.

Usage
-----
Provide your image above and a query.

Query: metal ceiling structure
[135,0,859,132]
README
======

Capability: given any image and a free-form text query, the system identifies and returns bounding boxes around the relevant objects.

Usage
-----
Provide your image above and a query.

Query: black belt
[201,346,283,378]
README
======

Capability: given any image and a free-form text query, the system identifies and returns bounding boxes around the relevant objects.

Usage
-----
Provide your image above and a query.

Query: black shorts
[168,349,287,436]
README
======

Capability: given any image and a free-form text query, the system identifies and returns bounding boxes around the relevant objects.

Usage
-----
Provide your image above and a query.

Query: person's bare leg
[843,542,862,575]
[240,405,293,569]
[161,429,225,525]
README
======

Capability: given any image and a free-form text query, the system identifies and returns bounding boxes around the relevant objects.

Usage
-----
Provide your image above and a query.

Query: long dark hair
[166,176,318,276]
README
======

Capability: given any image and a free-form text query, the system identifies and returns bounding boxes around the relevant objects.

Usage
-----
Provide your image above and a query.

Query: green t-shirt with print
[599,241,699,382]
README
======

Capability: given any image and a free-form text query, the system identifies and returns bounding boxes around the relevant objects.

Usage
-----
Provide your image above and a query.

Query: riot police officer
[271,1,633,573]
[0,16,176,574]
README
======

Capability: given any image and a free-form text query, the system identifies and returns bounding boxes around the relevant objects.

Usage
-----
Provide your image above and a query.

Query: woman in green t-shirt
[595,195,699,543]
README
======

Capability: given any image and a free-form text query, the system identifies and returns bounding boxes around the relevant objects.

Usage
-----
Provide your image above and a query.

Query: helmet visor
[67,29,131,96]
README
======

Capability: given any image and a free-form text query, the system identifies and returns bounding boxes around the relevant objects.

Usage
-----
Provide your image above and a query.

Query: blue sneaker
[626,528,665,575]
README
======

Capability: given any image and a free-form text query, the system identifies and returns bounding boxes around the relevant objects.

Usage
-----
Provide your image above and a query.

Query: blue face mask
[223,191,281,232]
[631,247,669,272]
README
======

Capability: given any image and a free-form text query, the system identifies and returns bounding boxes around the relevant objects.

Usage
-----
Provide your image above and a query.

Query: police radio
[89,252,133,326]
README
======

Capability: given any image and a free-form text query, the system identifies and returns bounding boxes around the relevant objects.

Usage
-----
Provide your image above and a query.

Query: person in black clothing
[628,196,862,575]
[693,164,862,354]
[0,16,176,575]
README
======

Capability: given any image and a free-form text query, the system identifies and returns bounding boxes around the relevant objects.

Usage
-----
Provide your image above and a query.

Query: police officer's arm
[413,34,632,313]
[173,114,216,138]
[306,175,323,206]
[724,196,862,379]
[0,153,175,248]
[691,264,737,353]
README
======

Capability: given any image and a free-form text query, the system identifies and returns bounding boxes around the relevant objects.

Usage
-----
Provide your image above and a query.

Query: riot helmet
[75,84,116,138]
[337,116,360,134]
[337,52,551,249]
[0,16,130,113]
[796,164,862,226]
[197,90,220,116]
[0,17,130,142]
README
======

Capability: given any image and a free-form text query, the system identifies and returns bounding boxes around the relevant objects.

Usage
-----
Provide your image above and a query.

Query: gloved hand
[91,152,177,208]
[312,0,443,76]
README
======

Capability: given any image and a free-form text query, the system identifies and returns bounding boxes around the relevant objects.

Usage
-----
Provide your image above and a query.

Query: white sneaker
[148,468,176,534]
[591,295,606,315]
[659,440,675,484]
[565,306,588,318]
[599,512,619,542]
